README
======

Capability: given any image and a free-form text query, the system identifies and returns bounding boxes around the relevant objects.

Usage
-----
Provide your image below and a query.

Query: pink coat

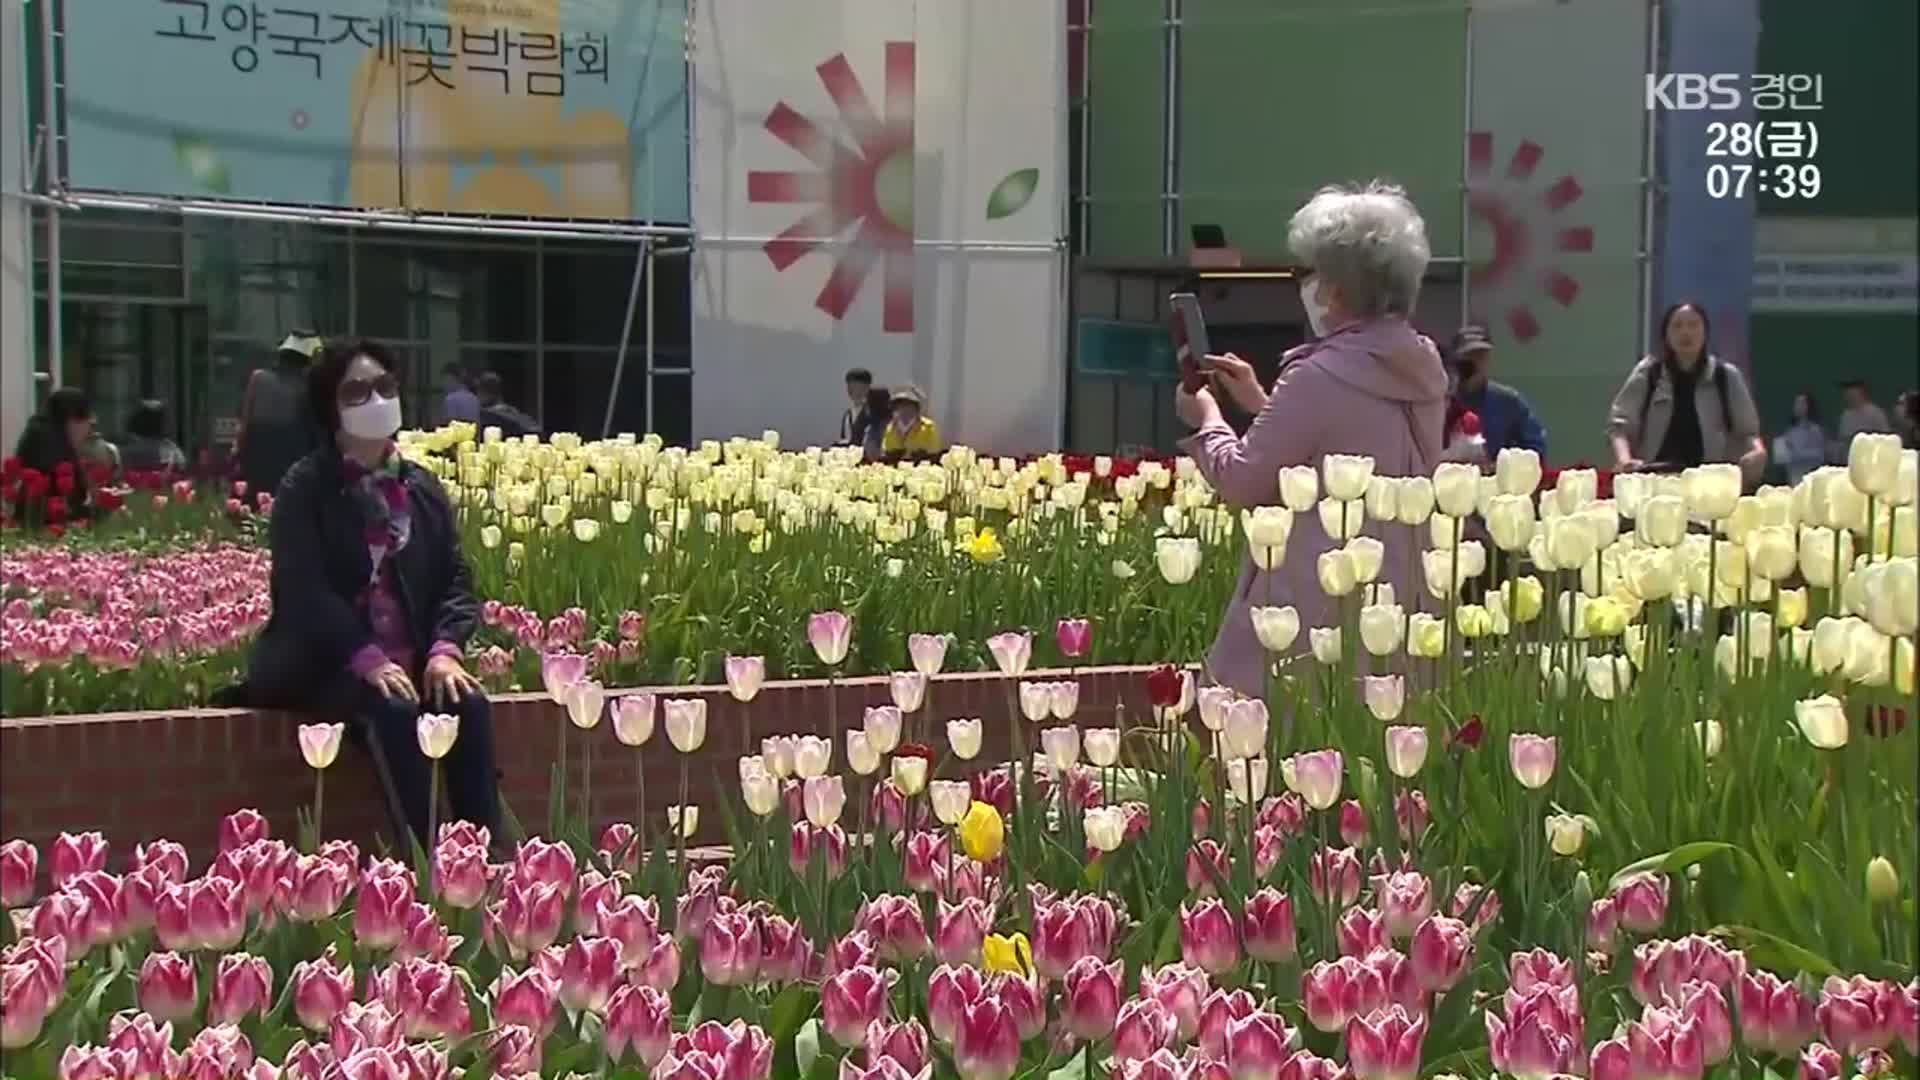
[1179,318,1447,696]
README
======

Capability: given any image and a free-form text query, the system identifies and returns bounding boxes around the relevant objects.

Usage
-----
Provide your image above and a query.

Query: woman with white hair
[1176,181,1448,696]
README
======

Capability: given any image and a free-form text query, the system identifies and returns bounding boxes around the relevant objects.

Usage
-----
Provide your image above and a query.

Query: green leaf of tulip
[1607,841,1737,891]
[986,167,1040,219]
[1714,923,1839,977]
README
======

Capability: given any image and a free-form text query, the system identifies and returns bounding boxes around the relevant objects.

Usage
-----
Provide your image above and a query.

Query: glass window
[543,244,686,347]
[650,372,692,448]
[541,349,651,438]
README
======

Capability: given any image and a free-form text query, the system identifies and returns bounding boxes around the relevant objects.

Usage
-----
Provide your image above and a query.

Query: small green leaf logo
[172,133,232,195]
[986,167,1040,220]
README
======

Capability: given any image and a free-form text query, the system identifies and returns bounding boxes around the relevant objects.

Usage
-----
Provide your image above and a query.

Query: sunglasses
[338,372,400,407]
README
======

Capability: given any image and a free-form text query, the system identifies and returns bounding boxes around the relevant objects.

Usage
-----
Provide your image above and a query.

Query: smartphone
[1168,292,1212,392]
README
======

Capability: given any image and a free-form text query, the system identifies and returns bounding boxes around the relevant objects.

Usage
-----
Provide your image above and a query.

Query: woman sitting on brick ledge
[220,339,500,849]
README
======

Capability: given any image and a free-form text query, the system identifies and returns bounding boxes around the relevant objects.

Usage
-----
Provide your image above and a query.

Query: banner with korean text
[61,0,689,221]
[690,0,1068,452]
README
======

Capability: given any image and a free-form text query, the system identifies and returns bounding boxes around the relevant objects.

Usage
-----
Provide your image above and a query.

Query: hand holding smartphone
[1168,292,1213,393]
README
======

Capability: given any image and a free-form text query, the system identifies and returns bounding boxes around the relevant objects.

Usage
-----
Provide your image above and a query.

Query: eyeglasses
[338,372,399,407]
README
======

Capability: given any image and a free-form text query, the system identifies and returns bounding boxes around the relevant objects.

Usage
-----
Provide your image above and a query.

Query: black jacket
[238,447,478,707]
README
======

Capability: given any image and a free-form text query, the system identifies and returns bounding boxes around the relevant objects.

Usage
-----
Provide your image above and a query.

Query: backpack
[1639,357,1732,439]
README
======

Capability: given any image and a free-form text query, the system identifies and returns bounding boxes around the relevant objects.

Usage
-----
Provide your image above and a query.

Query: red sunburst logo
[748,44,916,334]
[1466,131,1594,343]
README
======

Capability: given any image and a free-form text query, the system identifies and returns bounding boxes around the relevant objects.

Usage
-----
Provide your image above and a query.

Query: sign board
[1751,255,1920,313]
[1076,318,1174,379]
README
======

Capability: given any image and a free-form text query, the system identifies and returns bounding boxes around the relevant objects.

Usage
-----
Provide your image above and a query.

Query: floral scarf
[342,446,411,581]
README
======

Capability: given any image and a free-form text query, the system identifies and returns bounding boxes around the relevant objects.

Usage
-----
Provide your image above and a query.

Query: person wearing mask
[1606,301,1765,486]
[1830,380,1892,462]
[440,364,480,426]
[233,340,499,849]
[235,329,324,497]
[474,372,542,439]
[1177,181,1447,697]
[11,387,99,525]
[1449,324,1547,459]
[840,368,874,445]
[1771,390,1827,484]
[850,386,892,461]
[120,399,189,474]
[880,385,943,460]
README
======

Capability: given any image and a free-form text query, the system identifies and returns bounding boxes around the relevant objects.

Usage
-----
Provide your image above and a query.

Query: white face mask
[1300,274,1331,337]
[340,394,404,441]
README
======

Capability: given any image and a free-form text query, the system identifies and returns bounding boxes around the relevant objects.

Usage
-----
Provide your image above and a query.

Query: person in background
[474,372,541,439]
[440,364,480,426]
[1177,181,1446,697]
[1449,324,1548,459]
[840,367,873,445]
[235,340,499,849]
[1606,301,1765,486]
[11,387,99,524]
[1894,390,1920,449]
[1771,390,1827,484]
[1830,379,1892,462]
[120,399,189,474]
[880,385,943,461]
[236,329,324,498]
[851,386,892,462]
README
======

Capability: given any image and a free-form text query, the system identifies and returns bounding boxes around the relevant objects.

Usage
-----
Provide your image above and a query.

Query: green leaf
[1608,841,1737,892]
[1714,924,1839,978]
[795,1018,823,1078]
[986,168,1040,220]
[1045,1049,1087,1080]
[171,133,232,194]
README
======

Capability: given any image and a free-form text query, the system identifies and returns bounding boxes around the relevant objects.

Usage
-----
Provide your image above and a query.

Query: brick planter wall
[0,666,1176,866]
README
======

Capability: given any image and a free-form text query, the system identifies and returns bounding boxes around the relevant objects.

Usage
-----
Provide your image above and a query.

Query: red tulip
[208,952,272,1025]
[1145,664,1185,708]
[1816,975,1898,1055]
[1346,1005,1426,1080]
[217,809,269,855]
[1796,1042,1844,1080]
[1614,871,1670,934]
[865,1017,931,1075]
[49,831,107,890]
[1223,1011,1296,1080]
[633,932,683,993]
[486,879,567,960]
[1626,1010,1705,1079]
[354,872,413,952]
[1307,847,1362,909]
[855,895,929,965]
[1337,907,1387,959]
[1180,899,1239,975]
[606,984,675,1066]
[953,997,1021,1080]
[902,832,949,894]
[927,964,985,1043]
[1301,956,1385,1034]
[1110,998,1176,1063]
[1738,970,1815,1057]
[1195,988,1257,1059]
[372,956,468,1039]
[934,898,993,966]
[1242,889,1297,964]
[701,910,764,988]
[492,966,559,1035]
[822,965,892,1047]
[1061,956,1124,1039]
[0,840,37,907]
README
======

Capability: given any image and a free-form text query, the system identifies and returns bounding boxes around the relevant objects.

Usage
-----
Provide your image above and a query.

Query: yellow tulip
[981,931,1033,976]
[964,529,1007,564]
[957,801,1005,861]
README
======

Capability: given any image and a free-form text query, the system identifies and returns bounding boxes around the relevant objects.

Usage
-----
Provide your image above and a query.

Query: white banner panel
[691,0,1067,451]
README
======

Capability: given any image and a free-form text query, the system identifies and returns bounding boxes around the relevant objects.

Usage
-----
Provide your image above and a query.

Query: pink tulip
[487,1025,544,1078]
[0,840,36,907]
[279,853,353,922]
[372,956,468,1039]
[902,832,949,894]
[597,894,661,964]
[1138,965,1209,1041]
[908,632,951,675]
[217,809,269,855]
[1897,979,1918,1054]
[1242,889,1297,964]
[391,901,458,964]
[790,823,849,881]
[49,831,107,889]
[1626,1010,1706,1079]
[2,959,56,1049]
[1796,1042,1844,1080]
[1736,970,1815,1057]
[511,838,577,893]
[1346,1005,1427,1080]
[678,869,727,941]
[486,879,567,960]
[555,935,624,1013]
[1615,871,1671,935]
[1487,986,1584,1079]
[1587,897,1621,950]
[1112,1050,1185,1080]
[1449,882,1501,936]
[542,651,588,702]
[106,1013,175,1080]
[1301,956,1385,1034]
[1031,898,1098,980]
[633,932,683,992]
[934,898,993,966]
[354,872,413,951]
[215,838,294,915]
[432,843,490,910]
[1507,734,1557,789]
[993,972,1047,1041]
[597,822,641,872]
[701,910,764,987]
[1196,989,1257,1058]
[1394,790,1429,843]
[278,953,351,1032]
[1634,936,1747,1004]
[984,630,1033,676]
[207,952,272,1025]
[63,872,126,947]
[1405,915,1471,992]
[1260,794,1308,835]
[329,1001,405,1061]
[759,915,812,984]
[1338,800,1369,847]
[927,964,985,1043]
[1061,956,1124,1039]
[822,965,892,1046]
[953,997,1022,1080]
[1308,846,1362,909]
[866,1018,930,1075]
[181,876,246,952]
[1185,839,1230,896]
[1109,998,1176,1063]
[606,984,675,1066]
[808,610,854,665]
[492,966,559,1035]
[181,1024,255,1077]
[1670,981,1734,1065]
[1224,1011,1296,1080]
[1180,899,1240,974]
[1378,872,1433,939]
[1190,798,1213,837]
[27,891,88,957]
[1056,618,1092,658]
[1336,907,1387,959]
[1290,749,1343,810]
[1505,948,1572,995]
[1275,1052,1344,1080]
[827,932,880,977]
[1816,975,1898,1055]
[133,949,198,1023]
[856,894,930,964]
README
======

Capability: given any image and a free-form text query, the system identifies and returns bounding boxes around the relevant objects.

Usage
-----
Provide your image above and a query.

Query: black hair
[865,386,892,415]
[1789,389,1819,423]
[475,371,504,401]
[308,339,401,433]
[44,387,93,426]
[127,399,168,440]
[1657,301,1711,366]
[845,367,873,386]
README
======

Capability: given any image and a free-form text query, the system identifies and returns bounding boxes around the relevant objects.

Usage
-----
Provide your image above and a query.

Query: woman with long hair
[1606,301,1765,485]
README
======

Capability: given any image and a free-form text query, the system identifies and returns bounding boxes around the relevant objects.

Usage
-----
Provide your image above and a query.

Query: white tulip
[1544,814,1588,857]
[564,679,606,730]
[1794,693,1849,749]
[1278,465,1319,511]
[1318,549,1359,597]
[1843,619,1892,686]
[947,718,984,760]
[1019,681,1053,722]
[803,775,846,826]
[1433,462,1479,517]
[1358,602,1405,657]
[1361,674,1405,721]
[930,780,972,825]
[846,731,882,776]
[1222,699,1270,760]
[1249,605,1300,653]
[1050,682,1080,720]
[1083,728,1122,767]
[297,722,345,770]
[1384,725,1429,778]
[1546,516,1598,570]
[1583,654,1633,701]
[1309,626,1342,664]
[1848,432,1904,497]
[891,755,929,796]
[1888,448,1918,508]
[1040,727,1081,771]
[1394,476,1435,525]
[1683,463,1742,520]
[613,694,657,747]
[1323,454,1374,502]
[1552,468,1598,515]
[1364,476,1399,522]
[1862,558,1917,638]
[761,734,797,778]
[1799,527,1855,588]
[664,699,708,753]
[1085,806,1129,852]
[889,672,928,713]
[1407,613,1446,658]
[1495,447,1542,495]
[792,735,833,778]
[1694,720,1725,760]
[416,713,460,760]
[1318,498,1365,541]
[1345,536,1385,584]
[1156,537,1202,584]
[1745,525,1799,582]
[740,762,781,818]
[1225,757,1269,804]
[1486,494,1537,552]
[667,805,700,838]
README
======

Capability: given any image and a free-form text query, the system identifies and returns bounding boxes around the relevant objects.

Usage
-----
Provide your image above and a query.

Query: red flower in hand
[1456,410,1482,436]
[1447,713,1484,751]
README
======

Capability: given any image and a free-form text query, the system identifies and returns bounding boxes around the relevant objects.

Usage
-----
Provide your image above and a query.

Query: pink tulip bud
[1336,907,1387,959]
[1378,872,1433,940]
[431,844,491,910]
[633,932,683,992]
[1735,970,1814,1057]
[1184,839,1230,897]
[855,895,930,964]
[1393,790,1429,843]
[392,900,458,963]
[605,984,674,1066]
[282,952,354,1032]
[217,810,269,855]
[1614,872,1670,934]
[1405,915,1472,993]
[1507,734,1557,789]
[511,838,577,893]
[1672,980,1734,1065]
[1190,798,1213,837]
[487,1024,544,1078]
[1338,800,1370,847]
[934,898,993,966]
[902,832,949,894]
[1449,882,1501,936]
[866,1018,930,1075]
[1587,897,1621,950]
[758,915,812,985]
[492,966,559,1036]
[1103,997,1173,1063]
[1346,1005,1427,1080]
[372,956,468,1039]
[995,972,1047,1041]
[822,965,892,1047]
[1242,889,1297,964]
[953,997,1021,1080]
[279,853,353,922]
[789,824,849,882]
[927,964,985,1044]
[828,931,880,976]
[2,958,56,1049]
[700,910,763,988]
[596,894,661,965]
[1195,988,1256,1059]
[1180,899,1240,975]
[1061,956,1124,1040]
[1031,898,1098,980]
[48,831,107,890]
[1302,956,1386,1034]
[0,841,37,907]
[1817,975,1899,1056]
[1897,979,1918,1055]
[207,952,272,1026]
[1797,1042,1844,1080]
[130,949,198,1023]
[809,610,854,665]
[485,879,567,960]
[1224,1011,1296,1080]
[1486,985,1584,1079]
[554,935,624,1013]
[1308,846,1362,909]
[1626,1011,1705,1080]
[1138,964,1209,1041]
[105,1012,175,1080]
[354,872,414,952]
